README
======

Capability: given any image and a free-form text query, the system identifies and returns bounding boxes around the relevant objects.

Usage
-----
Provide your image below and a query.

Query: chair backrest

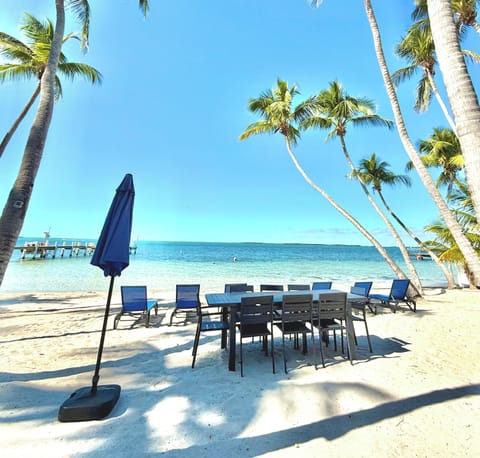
[121,286,147,312]
[226,283,254,293]
[287,284,310,291]
[390,279,410,300]
[312,281,332,290]
[281,294,313,324]
[317,292,347,321]
[260,284,284,292]
[239,295,274,327]
[352,281,373,296]
[176,284,200,310]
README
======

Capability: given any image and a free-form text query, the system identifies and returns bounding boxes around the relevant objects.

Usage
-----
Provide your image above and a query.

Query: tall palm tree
[0,12,102,159]
[391,20,456,131]
[426,0,480,226]
[355,153,456,288]
[300,80,423,295]
[0,0,150,287]
[310,0,480,286]
[408,127,464,193]
[239,78,410,281]
[414,0,480,35]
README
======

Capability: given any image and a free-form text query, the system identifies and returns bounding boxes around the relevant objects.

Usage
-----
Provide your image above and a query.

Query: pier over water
[13,231,95,260]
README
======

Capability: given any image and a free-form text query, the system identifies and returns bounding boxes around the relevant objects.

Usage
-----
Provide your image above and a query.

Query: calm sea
[1,238,448,294]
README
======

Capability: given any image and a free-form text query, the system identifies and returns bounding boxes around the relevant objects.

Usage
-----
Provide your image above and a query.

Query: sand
[0,287,479,457]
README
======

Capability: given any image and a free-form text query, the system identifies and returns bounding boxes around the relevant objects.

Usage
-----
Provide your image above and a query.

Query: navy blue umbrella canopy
[58,173,135,422]
[91,173,135,277]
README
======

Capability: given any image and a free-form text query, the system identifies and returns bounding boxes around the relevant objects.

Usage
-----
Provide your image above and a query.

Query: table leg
[228,305,238,371]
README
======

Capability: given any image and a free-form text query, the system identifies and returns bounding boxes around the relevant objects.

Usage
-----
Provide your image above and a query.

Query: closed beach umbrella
[58,173,135,422]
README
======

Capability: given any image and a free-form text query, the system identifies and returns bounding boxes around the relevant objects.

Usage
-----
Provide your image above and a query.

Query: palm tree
[355,153,456,288]
[391,20,456,131]
[239,78,410,281]
[408,127,464,193]
[413,0,480,35]
[300,80,423,295]
[426,0,480,225]
[0,0,150,287]
[0,12,102,159]
[310,0,480,287]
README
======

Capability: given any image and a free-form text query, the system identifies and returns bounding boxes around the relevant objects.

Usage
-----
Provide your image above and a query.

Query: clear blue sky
[1,1,477,245]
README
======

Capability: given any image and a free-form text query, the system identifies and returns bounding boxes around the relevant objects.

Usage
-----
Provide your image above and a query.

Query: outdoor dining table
[205,289,367,371]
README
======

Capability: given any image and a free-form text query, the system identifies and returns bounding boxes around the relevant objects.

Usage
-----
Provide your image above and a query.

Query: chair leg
[270,333,275,374]
[318,328,325,368]
[240,337,244,377]
[282,335,288,373]
[363,310,373,352]
[113,313,121,330]
[169,308,177,326]
[191,324,201,368]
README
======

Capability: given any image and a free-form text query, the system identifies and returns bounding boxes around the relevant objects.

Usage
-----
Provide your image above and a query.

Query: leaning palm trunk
[426,71,456,133]
[0,82,41,159]
[427,0,480,226]
[339,136,423,295]
[377,190,456,288]
[364,0,480,287]
[0,1,65,286]
[284,137,408,280]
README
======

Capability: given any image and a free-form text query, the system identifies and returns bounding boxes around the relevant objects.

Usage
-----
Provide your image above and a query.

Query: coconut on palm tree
[0,12,102,159]
[0,0,150,287]
[354,153,456,288]
[239,78,410,282]
[299,80,423,295]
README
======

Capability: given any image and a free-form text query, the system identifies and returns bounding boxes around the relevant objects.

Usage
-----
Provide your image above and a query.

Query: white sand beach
[0,287,479,457]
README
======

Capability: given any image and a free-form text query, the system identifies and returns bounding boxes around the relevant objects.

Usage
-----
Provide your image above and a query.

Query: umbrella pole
[91,275,115,394]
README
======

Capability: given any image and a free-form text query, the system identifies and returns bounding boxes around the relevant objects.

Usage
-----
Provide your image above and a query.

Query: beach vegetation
[298,80,424,295]
[0,0,150,287]
[353,153,456,288]
[309,0,480,286]
[0,12,102,160]
[423,180,480,288]
[239,79,411,285]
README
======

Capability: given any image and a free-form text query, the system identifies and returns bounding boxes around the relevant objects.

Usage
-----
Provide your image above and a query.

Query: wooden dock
[14,241,95,259]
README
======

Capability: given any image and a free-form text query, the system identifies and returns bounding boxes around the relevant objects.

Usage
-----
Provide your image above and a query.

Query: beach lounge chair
[238,295,275,376]
[114,286,158,329]
[369,279,416,313]
[312,281,332,290]
[191,295,229,368]
[170,284,201,326]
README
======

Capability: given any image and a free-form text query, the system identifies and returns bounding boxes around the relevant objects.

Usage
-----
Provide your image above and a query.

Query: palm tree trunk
[284,137,409,281]
[0,82,41,159]
[426,71,456,133]
[339,136,423,296]
[377,190,456,289]
[0,0,65,286]
[363,0,480,287]
[427,0,480,226]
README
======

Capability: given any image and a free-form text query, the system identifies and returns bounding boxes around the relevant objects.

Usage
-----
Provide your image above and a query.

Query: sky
[1,0,478,246]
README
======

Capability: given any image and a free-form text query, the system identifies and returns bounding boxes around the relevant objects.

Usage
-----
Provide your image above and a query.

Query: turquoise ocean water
[2,238,448,294]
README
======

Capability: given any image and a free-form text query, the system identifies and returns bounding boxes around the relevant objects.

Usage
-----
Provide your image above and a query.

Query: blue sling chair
[114,286,158,329]
[369,279,417,313]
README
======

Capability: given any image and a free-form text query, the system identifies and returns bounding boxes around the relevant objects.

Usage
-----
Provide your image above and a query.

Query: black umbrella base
[58,384,121,422]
